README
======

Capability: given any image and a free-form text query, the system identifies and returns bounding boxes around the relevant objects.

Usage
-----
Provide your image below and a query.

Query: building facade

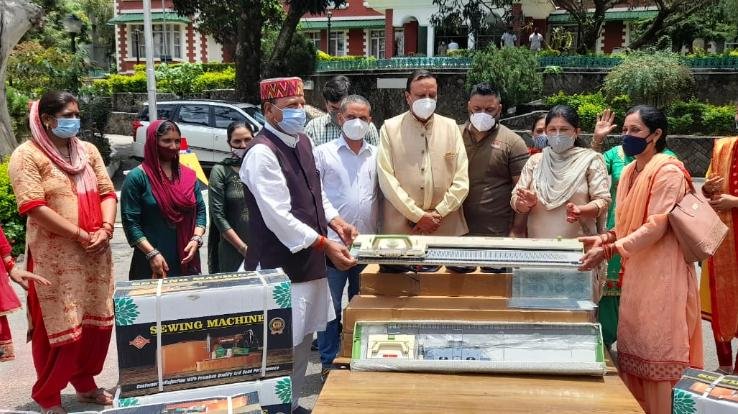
[109,0,231,73]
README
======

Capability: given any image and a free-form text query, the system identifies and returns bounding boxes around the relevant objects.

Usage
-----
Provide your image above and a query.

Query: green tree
[467,45,542,110]
[430,0,512,49]
[172,0,341,103]
[627,0,721,49]
[556,0,618,54]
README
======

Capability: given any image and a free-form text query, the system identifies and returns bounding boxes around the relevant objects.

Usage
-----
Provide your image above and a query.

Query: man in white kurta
[239,77,357,413]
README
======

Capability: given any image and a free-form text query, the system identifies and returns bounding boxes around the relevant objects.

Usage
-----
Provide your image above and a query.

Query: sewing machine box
[114,270,293,397]
[672,369,738,414]
[112,376,292,414]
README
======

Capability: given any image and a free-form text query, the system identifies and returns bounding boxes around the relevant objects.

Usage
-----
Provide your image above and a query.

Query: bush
[702,105,737,136]
[6,85,31,141]
[467,45,543,110]
[7,40,86,96]
[193,68,236,93]
[78,95,113,165]
[201,62,235,72]
[0,158,24,256]
[602,51,694,108]
[106,73,147,93]
[667,99,707,133]
[156,63,205,96]
[544,91,631,133]
[315,51,376,62]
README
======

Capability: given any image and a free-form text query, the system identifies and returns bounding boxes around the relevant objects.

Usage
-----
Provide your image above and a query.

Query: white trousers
[291,333,313,411]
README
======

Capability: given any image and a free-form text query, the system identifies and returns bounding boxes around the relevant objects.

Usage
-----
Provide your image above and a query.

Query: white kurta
[239,122,337,344]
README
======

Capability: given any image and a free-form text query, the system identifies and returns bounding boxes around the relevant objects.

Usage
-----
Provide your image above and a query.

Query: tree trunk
[629,10,669,49]
[235,0,262,103]
[265,4,303,78]
[0,0,42,156]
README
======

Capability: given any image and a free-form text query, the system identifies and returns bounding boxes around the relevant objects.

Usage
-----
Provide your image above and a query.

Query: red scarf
[141,120,200,275]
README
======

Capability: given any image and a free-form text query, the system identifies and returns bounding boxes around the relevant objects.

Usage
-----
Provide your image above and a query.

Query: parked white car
[131,100,265,165]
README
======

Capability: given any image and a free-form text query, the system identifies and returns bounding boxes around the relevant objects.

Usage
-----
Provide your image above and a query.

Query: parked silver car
[131,100,264,165]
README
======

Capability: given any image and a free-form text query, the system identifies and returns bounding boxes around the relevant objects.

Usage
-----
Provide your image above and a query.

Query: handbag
[667,165,728,262]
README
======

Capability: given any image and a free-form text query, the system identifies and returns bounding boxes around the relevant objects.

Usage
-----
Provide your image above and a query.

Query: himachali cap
[259,77,304,102]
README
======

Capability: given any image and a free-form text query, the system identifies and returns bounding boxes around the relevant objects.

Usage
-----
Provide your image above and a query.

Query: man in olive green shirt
[461,83,529,238]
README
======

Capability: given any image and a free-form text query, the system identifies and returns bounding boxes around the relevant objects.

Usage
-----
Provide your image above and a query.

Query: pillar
[427,25,435,57]
[384,9,394,58]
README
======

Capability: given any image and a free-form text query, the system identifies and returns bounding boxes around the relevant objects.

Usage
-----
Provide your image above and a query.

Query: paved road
[0,135,734,412]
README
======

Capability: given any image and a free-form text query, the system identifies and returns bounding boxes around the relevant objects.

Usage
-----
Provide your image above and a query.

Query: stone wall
[111,92,178,113]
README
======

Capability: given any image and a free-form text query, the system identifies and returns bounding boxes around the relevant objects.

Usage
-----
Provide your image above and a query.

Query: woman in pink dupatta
[8,91,118,413]
[579,105,703,414]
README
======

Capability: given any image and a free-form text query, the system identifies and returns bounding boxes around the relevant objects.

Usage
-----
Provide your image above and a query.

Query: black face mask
[621,134,652,157]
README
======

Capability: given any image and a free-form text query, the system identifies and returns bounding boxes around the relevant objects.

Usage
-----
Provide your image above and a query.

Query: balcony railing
[315,55,738,72]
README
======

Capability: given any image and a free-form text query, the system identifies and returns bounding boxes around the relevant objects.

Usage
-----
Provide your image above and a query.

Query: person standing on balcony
[239,77,358,414]
[305,75,379,147]
[314,94,379,382]
[529,27,544,52]
[377,70,469,272]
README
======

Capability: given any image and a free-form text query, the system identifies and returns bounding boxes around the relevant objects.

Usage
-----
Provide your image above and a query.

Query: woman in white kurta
[511,105,610,238]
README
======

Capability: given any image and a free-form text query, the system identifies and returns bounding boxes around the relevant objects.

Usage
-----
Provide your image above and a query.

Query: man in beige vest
[377,69,469,238]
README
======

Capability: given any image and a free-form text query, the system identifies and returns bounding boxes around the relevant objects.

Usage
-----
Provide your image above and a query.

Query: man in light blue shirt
[314,94,379,381]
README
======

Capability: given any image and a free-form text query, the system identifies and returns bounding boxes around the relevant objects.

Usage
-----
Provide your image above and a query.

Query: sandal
[76,388,113,405]
[43,405,67,414]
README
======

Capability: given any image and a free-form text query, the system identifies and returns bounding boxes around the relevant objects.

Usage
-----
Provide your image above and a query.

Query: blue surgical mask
[532,134,548,149]
[621,134,651,157]
[52,118,80,139]
[275,106,306,136]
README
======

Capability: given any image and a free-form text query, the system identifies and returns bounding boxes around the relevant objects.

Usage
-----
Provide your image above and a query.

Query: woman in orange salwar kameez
[700,136,738,374]
[8,92,118,414]
[579,105,703,414]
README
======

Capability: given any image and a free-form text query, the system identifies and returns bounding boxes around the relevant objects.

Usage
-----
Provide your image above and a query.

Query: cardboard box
[673,368,738,413]
[114,271,293,397]
[360,265,511,297]
[113,376,292,414]
[338,295,595,358]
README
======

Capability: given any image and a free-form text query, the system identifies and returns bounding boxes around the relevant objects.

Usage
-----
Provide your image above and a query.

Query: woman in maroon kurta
[0,225,49,361]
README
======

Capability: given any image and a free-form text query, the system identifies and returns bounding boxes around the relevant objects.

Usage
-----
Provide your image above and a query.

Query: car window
[213,106,246,129]
[240,106,265,125]
[176,105,210,126]
[140,105,175,121]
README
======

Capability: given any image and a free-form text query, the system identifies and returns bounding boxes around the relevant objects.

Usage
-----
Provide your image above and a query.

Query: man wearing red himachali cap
[238,77,358,413]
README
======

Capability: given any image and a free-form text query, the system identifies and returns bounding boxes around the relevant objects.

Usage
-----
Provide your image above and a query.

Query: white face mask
[470,112,496,132]
[411,97,436,120]
[232,147,247,158]
[342,118,369,141]
[548,133,575,154]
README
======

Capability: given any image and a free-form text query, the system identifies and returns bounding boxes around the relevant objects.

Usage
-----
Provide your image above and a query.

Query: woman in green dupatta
[207,121,255,273]
[591,109,676,349]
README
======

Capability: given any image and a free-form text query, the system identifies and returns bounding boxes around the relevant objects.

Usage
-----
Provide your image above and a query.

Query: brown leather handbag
[667,165,728,262]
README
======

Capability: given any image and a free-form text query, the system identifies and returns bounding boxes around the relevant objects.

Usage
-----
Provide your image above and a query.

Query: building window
[329,31,347,56]
[305,31,321,50]
[368,30,384,58]
[129,24,183,60]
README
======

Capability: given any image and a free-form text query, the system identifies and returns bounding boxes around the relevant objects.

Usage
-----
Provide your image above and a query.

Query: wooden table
[313,370,643,413]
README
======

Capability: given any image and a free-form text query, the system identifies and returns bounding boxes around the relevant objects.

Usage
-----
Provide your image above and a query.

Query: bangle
[315,235,326,250]
[4,258,15,273]
[239,244,248,255]
[146,249,161,261]
[190,235,203,248]
[603,243,616,260]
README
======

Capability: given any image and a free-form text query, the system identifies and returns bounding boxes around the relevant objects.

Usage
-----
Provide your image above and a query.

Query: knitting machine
[350,235,584,269]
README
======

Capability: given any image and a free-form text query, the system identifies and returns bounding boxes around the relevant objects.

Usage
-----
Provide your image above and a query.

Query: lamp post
[327,10,333,55]
[62,14,83,54]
